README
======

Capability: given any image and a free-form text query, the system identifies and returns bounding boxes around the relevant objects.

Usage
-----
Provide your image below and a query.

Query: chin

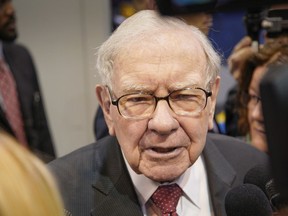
[141,164,188,183]
[146,172,181,183]
[251,138,268,153]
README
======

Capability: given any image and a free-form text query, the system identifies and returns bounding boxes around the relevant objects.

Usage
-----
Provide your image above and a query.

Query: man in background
[0,0,55,162]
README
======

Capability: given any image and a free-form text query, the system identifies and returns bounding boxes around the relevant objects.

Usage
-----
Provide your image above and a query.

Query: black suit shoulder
[49,136,119,172]
[207,133,268,163]
[3,42,33,65]
[48,136,133,216]
[205,133,269,182]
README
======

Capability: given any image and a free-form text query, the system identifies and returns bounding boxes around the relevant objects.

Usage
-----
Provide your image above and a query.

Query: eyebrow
[117,84,155,94]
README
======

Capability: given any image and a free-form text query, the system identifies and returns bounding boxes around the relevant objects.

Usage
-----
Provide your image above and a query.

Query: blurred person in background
[236,37,288,153]
[0,131,64,216]
[225,5,288,137]
[0,0,55,162]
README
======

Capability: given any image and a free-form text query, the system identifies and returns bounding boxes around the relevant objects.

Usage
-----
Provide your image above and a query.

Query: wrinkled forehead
[110,29,207,89]
[114,29,206,70]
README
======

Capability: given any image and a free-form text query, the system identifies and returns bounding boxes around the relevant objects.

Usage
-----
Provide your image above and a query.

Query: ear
[95,85,116,136]
[208,76,221,130]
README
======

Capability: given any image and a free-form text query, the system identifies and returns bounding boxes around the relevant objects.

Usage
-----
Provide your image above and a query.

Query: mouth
[252,126,266,135]
[5,20,16,31]
[144,146,184,159]
[151,147,177,153]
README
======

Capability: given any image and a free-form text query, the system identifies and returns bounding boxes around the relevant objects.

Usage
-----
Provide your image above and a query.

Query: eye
[173,93,199,101]
[120,94,154,106]
[170,89,203,102]
[128,95,150,102]
[248,94,261,104]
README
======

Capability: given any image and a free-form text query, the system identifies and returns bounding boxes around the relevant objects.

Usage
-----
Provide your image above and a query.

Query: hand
[228,36,255,81]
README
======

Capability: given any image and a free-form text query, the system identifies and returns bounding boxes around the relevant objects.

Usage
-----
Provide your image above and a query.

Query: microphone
[266,179,288,212]
[243,164,272,197]
[225,183,273,216]
[244,164,288,212]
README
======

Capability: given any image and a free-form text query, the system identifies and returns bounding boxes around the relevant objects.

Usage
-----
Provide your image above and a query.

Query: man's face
[98,32,220,183]
[0,0,17,42]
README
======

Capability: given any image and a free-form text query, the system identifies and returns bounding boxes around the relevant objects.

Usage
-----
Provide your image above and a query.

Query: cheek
[180,115,209,162]
[251,134,268,153]
[248,107,253,124]
[188,127,207,162]
[113,119,148,172]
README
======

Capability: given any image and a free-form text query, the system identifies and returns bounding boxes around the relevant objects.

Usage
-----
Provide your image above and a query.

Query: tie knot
[151,183,182,215]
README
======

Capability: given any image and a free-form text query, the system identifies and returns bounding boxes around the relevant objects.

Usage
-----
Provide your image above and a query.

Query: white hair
[96,10,221,89]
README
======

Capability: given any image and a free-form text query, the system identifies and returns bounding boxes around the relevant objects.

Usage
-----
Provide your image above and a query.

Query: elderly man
[49,10,268,216]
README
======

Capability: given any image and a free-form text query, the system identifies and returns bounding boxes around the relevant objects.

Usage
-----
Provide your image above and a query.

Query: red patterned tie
[151,183,183,216]
[0,59,28,147]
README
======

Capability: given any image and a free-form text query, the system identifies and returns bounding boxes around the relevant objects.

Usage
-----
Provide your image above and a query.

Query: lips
[144,146,184,160]
[151,147,177,153]
[254,127,266,134]
[252,122,265,132]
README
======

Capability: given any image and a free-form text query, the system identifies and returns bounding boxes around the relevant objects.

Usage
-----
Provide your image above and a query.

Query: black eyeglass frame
[242,92,262,107]
[107,86,212,119]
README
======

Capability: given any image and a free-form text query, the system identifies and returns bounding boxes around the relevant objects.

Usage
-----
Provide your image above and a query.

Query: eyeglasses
[107,86,212,120]
[248,94,262,107]
[242,92,262,107]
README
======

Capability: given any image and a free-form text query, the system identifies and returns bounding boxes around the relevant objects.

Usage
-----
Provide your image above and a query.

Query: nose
[148,100,179,135]
[251,102,263,121]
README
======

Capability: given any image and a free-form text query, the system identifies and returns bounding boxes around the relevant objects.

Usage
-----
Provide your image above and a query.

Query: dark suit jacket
[0,42,55,162]
[49,133,269,216]
[93,106,108,141]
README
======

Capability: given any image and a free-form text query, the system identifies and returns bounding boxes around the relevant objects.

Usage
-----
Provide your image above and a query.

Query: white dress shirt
[123,153,214,216]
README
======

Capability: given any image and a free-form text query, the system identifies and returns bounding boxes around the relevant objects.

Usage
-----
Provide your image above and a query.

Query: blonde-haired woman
[0,131,64,216]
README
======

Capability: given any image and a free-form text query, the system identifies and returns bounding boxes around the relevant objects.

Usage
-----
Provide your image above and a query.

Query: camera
[156,0,288,43]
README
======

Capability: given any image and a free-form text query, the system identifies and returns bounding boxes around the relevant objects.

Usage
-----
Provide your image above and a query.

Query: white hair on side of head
[96,10,221,89]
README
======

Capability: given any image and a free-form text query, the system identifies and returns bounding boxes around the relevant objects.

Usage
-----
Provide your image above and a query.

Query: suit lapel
[91,137,143,216]
[203,135,236,216]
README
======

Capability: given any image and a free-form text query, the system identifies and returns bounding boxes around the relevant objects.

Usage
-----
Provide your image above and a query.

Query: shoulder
[48,136,119,177]
[47,136,122,215]
[205,133,269,166]
[3,42,33,64]
[207,133,262,153]
[3,42,30,54]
